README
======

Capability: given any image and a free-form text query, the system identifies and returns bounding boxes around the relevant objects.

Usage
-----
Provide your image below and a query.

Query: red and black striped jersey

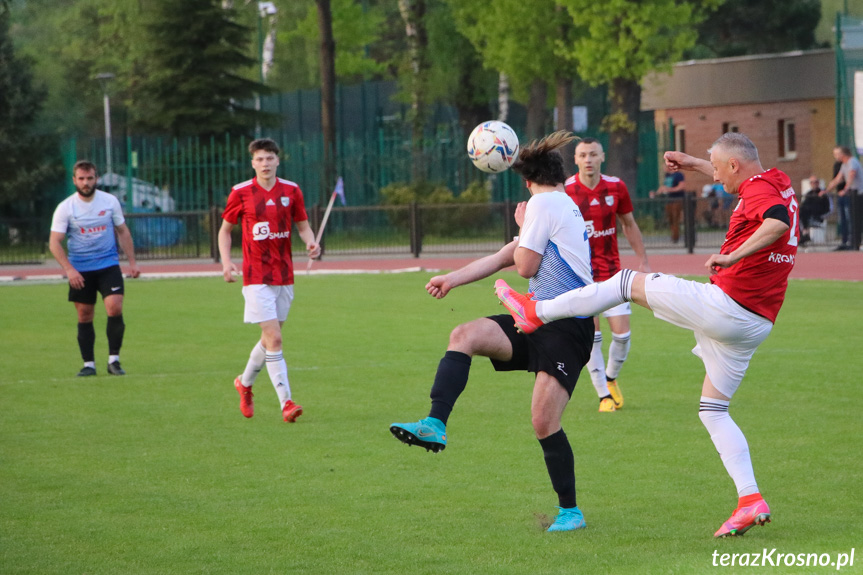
[564,173,634,281]
[223,177,309,286]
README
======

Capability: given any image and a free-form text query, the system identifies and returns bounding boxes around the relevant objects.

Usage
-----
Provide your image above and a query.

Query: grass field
[1,272,862,574]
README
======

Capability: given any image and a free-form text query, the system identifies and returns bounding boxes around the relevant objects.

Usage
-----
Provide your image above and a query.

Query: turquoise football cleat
[389,417,447,453]
[547,506,586,532]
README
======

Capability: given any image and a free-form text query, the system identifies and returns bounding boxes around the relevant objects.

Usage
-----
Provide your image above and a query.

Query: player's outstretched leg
[547,506,586,532]
[390,417,447,453]
[714,494,771,538]
[495,271,635,331]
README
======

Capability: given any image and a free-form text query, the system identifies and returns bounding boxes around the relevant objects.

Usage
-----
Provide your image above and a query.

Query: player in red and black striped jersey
[564,139,650,412]
[218,139,320,422]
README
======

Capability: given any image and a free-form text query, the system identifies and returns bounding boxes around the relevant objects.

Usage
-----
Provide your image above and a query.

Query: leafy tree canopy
[276,0,389,90]
[688,0,824,59]
[133,0,267,138]
[556,0,723,86]
[0,3,60,211]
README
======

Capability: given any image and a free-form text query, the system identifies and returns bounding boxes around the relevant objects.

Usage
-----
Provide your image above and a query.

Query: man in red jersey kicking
[219,139,320,422]
[496,133,797,538]
[565,138,651,412]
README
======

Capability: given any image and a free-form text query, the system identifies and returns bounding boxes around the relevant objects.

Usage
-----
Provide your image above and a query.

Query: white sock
[265,350,292,407]
[587,332,610,397]
[698,397,759,496]
[241,342,266,387]
[109,355,119,364]
[536,270,635,322]
[84,361,95,368]
[606,331,631,379]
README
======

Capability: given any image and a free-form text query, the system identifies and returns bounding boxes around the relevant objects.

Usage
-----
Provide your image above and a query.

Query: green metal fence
[836,14,863,151]
[69,130,528,213]
[2,197,844,266]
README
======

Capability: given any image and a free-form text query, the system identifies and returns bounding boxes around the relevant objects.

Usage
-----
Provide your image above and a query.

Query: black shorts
[487,313,593,397]
[68,265,125,305]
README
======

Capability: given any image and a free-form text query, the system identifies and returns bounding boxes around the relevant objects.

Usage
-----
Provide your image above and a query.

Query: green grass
[1,273,862,574]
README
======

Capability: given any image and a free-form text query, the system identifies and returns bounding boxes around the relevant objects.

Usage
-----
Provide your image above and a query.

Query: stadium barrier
[0,197,844,266]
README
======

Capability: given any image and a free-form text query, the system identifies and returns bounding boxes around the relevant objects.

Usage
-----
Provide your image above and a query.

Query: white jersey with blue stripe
[518,190,593,306]
[51,190,125,272]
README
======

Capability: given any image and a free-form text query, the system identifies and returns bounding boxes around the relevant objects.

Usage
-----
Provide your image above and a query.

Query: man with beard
[49,160,140,377]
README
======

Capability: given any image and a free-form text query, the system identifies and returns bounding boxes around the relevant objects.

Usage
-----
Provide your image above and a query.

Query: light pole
[95,72,115,176]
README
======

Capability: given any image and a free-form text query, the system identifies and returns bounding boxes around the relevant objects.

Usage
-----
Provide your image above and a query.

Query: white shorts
[643,273,772,399]
[242,284,294,324]
[601,301,631,318]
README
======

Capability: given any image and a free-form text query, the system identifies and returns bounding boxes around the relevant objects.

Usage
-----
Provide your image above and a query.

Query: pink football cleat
[494,279,544,334]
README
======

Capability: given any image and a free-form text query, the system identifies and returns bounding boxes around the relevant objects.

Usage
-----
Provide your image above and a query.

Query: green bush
[379,181,496,237]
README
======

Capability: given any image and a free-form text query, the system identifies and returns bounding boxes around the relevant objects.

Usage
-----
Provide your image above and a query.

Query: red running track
[1,250,860,282]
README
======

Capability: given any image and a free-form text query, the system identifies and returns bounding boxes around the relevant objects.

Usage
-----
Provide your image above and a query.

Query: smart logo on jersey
[281,197,290,207]
[98,210,106,216]
[252,222,290,241]
[605,196,615,206]
[584,220,616,239]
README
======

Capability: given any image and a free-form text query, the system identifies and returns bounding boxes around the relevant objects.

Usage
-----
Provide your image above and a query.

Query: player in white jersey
[49,160,140,376]
[390,132,596,532]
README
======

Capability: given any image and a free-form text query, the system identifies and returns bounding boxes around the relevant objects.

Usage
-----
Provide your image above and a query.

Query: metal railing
[1,197,846,266]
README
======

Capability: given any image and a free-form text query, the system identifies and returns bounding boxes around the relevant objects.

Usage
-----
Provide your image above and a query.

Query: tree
[398,0,430,180]
[9,0,149,140]
[556,0,722,192]
[0,2,60,214]
[425,1,496,137]
[689,0,823,59]
[134,0,266,138]
[446,0,579,141]
[276,0,388,91]
[316,0,337,199]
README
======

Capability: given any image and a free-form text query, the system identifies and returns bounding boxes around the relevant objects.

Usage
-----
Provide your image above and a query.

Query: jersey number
[787,196,799,247]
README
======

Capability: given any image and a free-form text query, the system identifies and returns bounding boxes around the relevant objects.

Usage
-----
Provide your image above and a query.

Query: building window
[778,119,797,160]
[722,122,739,134]
[675,126,686,153]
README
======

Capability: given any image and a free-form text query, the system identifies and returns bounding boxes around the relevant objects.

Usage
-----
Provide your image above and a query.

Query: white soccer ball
[467,121,519,173]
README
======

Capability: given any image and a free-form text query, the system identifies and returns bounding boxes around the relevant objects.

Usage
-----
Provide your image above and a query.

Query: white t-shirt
[518,190,593,303]
[51,190,125,272]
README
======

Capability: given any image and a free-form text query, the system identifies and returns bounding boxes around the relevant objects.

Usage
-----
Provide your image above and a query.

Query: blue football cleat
[547,506,586,532]
[389,417,447,453]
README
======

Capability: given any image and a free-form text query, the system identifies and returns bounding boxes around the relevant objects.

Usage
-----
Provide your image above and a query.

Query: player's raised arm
[425,240,518,299]
[664,151,713,177]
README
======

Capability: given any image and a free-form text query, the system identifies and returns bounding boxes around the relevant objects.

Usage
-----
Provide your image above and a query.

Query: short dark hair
[577,137,600,147]
[837,145,853,157]
[249,138,280,156]
[73,160,98,175]
[511,131,576,186]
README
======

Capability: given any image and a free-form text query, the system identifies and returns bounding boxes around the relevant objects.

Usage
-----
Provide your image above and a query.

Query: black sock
[77,322,95,362]
[538,429,576,509]
[106,314,125,356]
[427,351,471,425]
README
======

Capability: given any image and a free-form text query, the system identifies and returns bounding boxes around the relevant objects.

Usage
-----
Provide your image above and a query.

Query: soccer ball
[467,121,519,173]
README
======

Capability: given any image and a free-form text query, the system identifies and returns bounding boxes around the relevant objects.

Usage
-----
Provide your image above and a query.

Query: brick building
[641,50,836,194]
